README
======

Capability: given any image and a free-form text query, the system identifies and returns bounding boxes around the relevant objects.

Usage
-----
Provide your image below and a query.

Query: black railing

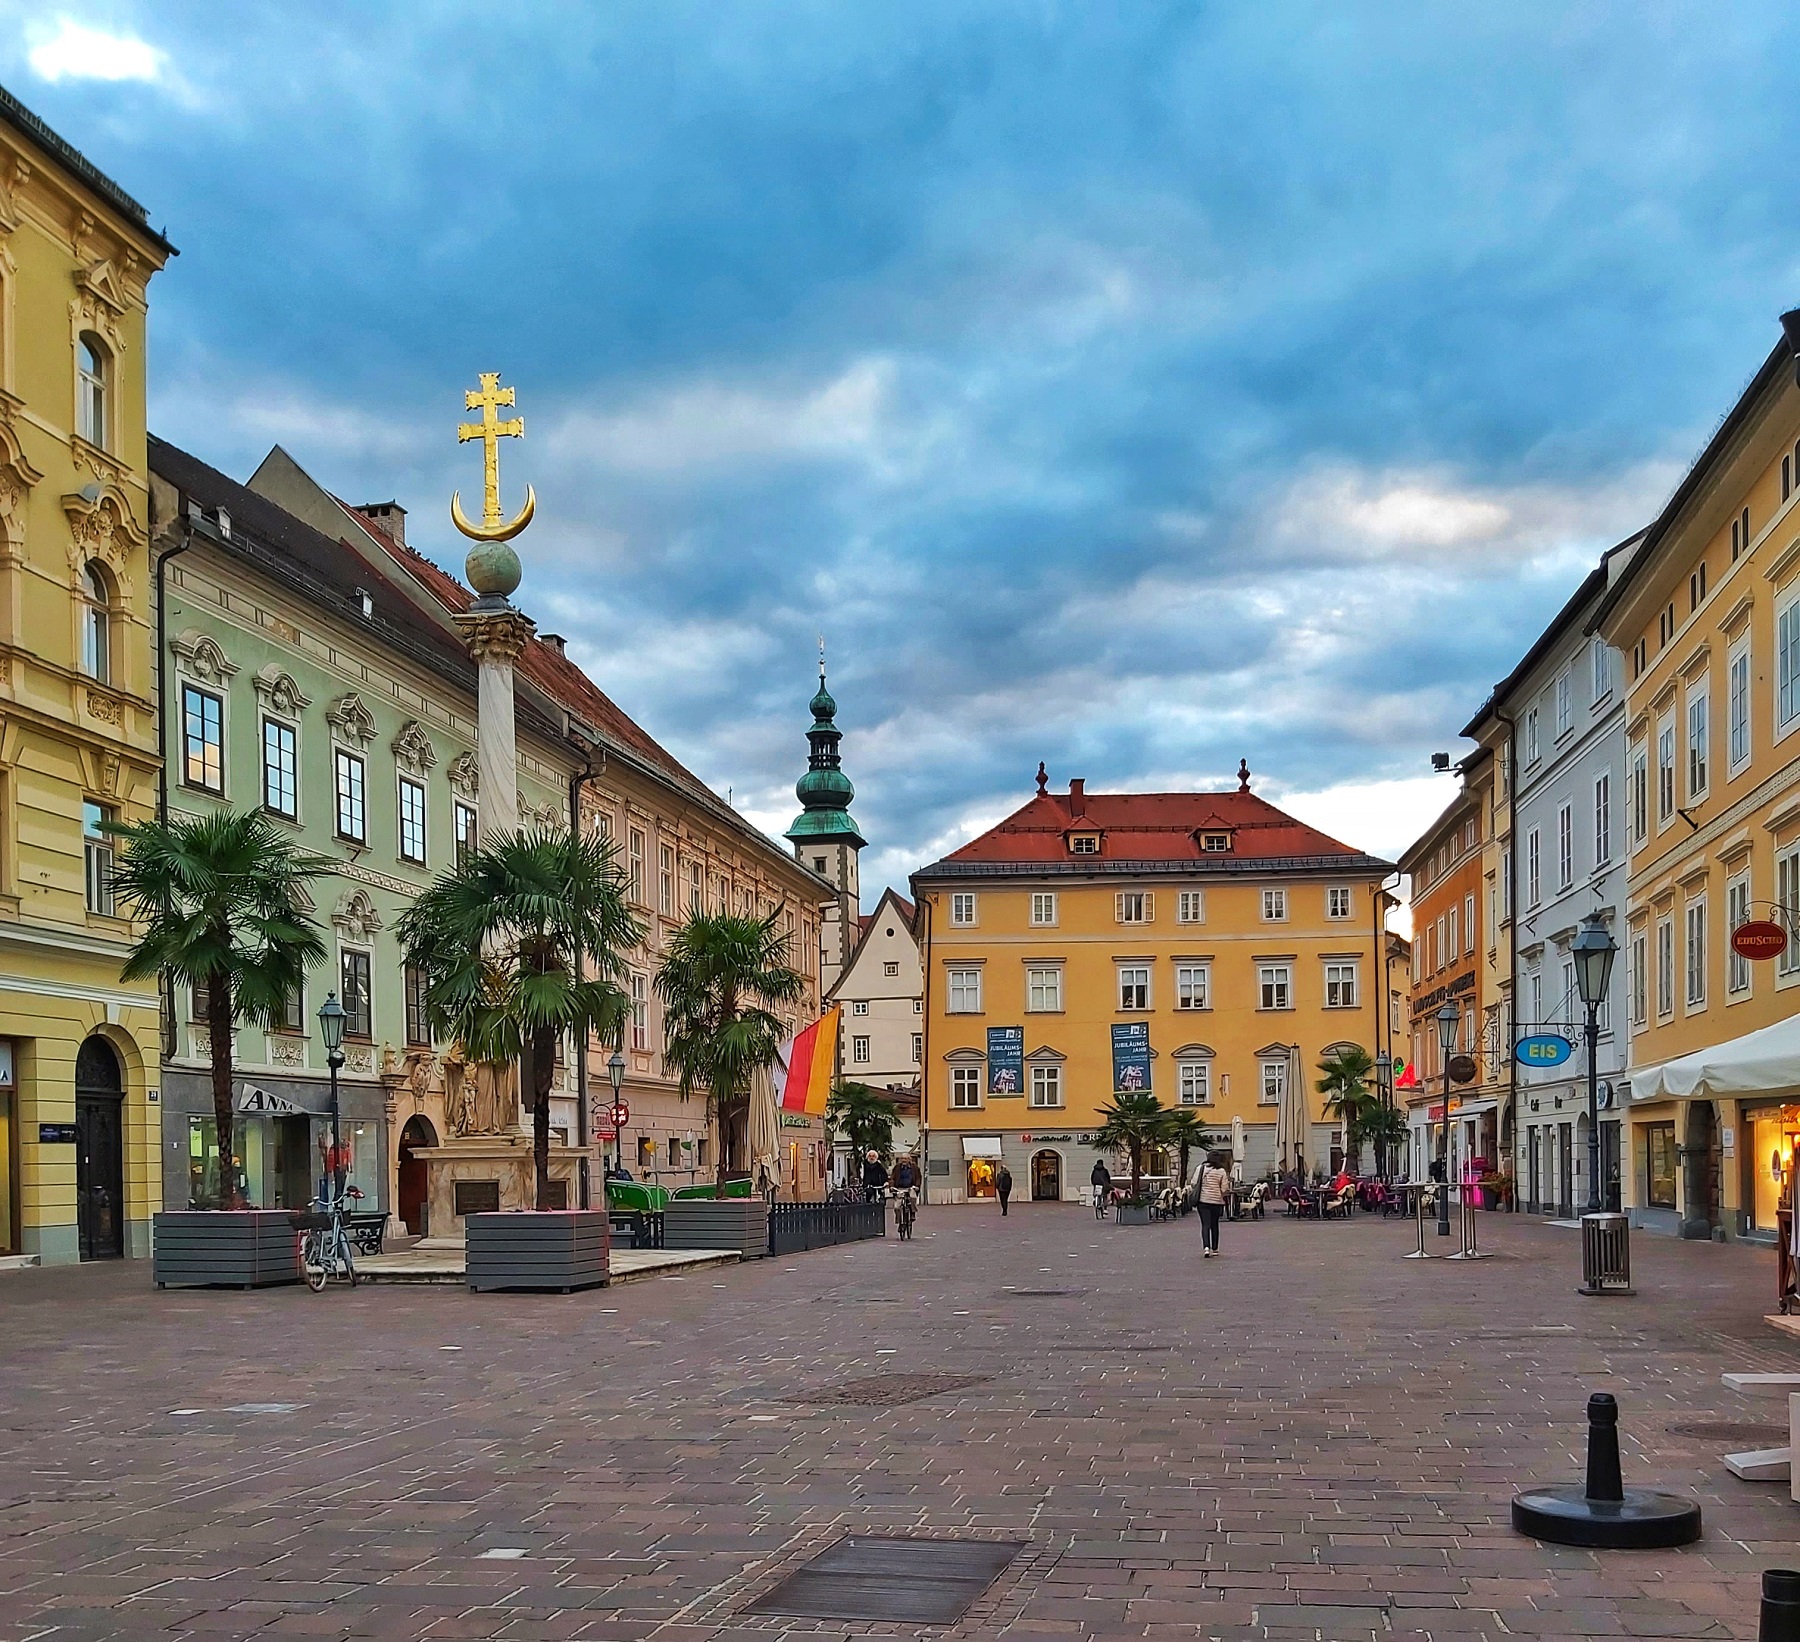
[768,1199,885,1255]
[609,1209,665,1250]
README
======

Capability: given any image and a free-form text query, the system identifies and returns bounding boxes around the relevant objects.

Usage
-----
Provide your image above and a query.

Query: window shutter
[1142,892,1154,922]
[1115,892,1125,923]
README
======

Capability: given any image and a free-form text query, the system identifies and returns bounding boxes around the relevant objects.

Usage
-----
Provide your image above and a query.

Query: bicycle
[1093,1184,1110,1220]
[890,1186,918,1241]
[294,1185,363,1291]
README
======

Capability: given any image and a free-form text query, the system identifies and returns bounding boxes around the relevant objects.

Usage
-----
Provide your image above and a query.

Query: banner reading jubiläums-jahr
[1111,1021,1151,1092]
[987,1025,1024,1095]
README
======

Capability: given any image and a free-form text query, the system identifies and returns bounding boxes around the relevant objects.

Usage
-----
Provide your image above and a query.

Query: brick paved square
[1,1210,1796,1640]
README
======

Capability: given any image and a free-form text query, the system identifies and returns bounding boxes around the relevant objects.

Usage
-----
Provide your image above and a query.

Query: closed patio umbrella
[1231,1115,1245,1184]
[1284,1043,1308,1178]
[748,1060,780,1187]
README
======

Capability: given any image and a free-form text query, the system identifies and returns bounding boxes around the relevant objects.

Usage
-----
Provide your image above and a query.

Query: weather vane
[451,372,536,542]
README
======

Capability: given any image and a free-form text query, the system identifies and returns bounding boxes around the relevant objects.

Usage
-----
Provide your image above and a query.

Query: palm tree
[655,912,805,1190]
[1317,1045,1379,1172]
[1354,1103,1409,1180]
[398,828,641,1210]
[109,811,331,1208]
[827,1081,901,1164]
[1163,1107,1215,1189]
[1092,1090,1169,1203]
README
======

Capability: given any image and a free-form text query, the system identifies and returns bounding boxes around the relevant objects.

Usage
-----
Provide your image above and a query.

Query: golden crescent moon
[451,483,536,543]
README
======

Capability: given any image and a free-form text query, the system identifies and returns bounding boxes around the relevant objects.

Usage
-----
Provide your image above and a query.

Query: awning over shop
[961,1135,1003,1158]
[1628,1012,1800,1104]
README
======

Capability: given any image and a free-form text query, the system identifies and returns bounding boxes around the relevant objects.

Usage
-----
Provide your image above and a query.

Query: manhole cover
[796,1372,988,1407]
[744,1535,1026,1623]
[1666,1420,1789,1444]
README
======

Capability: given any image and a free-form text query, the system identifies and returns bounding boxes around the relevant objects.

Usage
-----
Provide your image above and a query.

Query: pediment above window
[447,750,480,798]
[326,692,377,747]
[332,888,382,939]
[943,1046,987,1063]
[252,664,312,717]
[391,719,437,775]
[1172,1042,1215,1059]
[171,630,238,687]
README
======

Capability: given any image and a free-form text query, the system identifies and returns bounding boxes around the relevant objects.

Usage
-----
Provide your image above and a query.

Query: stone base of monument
[152,1211,302,1289]
[414,1135,586,1238]
[465,1209,609,1292]
[1513,1392,1702,1549]
[664,1197,770,1258]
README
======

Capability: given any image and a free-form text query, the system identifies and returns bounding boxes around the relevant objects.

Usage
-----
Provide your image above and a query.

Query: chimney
[359,501,407,547]
[1069,777,1086,814]
[541,633,566,657]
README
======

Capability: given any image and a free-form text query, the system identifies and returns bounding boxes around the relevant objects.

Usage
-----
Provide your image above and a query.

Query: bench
[344,1211,389,1255]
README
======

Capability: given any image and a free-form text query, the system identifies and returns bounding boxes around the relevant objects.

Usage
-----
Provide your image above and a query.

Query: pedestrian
[1090,1156,1112,1218]
[996,1162,1014,1216]
[1196,1152,1231,1257]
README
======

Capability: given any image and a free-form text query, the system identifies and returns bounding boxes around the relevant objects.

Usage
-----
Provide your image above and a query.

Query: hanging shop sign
[1111,1021,1152,1092]
[1446,1054,1479,1086]
[986,1026,1024,1096]
[609,1103,630,1128]
[236,1084,304,1115]
[1514,1034,1574,1068]
[1731,920,1789,961]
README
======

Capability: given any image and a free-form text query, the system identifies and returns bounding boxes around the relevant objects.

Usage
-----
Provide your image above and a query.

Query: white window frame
[1261,887,1288,922]
[1591,637,1611,703]
[76,333,108,448]
[947,967,983,1013]
[1029,1063,1063,1109]
[1325,885,1352,920]
[1258,963,1292,1010]
[1593,772,1611,867]
[1117,964,1150,1011]
[1069,833,1100,855]
[630,972,649,1051]
[1555,670,1571,739]
[1527,828,1541,908]
[1324,960,1358,1008]
[1029,891,1058,927]
[1629,741,1649,847]
[949,1066,982,1109]
[333,747,366,844]
[261,715,299,821]
[1175,962,1210,1011]
[83,800,114,916]
[628,827,646,906]
[851,1034,871,1065]
[1447,903,1459,959]
[1729,637,1753,776]
[397,774,427,865]
[1464,892,1476,957]
[1780,588,1800,737]
[1655,916,1674,1018]
[1116,891,1153,924]
[1780,847,1800,980]
[950,891,978,926]
[1629,930,1648,1027]
[1258,1058,1286,1106]
[912,1032,922,1064]
[1657,715,1675,826]
[852,1000,869,1015]
[1727,872,1751,996]
[1686,685,1709,802]
[659,843,675,916]
[1026,965,1063,1013]
[1525,706,1540,765]
[1557,802,1574,891]
[1685,897,1707,1010]
[1177,889,1205,924]
[1177,1058,1212,1106]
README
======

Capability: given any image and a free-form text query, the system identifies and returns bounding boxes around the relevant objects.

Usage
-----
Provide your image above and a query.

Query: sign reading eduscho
[1731,920,1788,961]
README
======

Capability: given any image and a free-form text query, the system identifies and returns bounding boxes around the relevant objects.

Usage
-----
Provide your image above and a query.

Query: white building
[828,887,924,1167]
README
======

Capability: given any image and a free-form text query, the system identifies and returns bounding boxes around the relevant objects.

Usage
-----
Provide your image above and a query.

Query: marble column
[453,605,535,841]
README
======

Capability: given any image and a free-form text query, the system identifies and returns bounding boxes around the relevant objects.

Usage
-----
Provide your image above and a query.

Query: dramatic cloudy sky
[10,4,1800,898]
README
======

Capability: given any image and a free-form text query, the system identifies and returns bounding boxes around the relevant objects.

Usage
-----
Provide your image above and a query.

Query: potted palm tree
[113,811,330,1289]
[826,1081,901,1171]
[399,827,640,1292]
[1162,1107,1216,1204]
[1354,1103,1409,1181]
[1092,1090,1170,1224]
[1317,1045,1378,1173]
[655,911,804,1258]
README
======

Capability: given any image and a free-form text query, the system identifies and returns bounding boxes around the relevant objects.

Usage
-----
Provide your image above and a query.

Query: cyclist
[860,1149,889,1202]
[1090,1156,1113,1218]
[889,1153,921,1240]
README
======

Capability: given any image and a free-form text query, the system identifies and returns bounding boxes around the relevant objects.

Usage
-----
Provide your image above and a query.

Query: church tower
[786,660,865,995]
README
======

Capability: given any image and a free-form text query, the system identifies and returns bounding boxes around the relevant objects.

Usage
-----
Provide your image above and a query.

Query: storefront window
[1643,1122,1677,1210]
[188,1114,379,1209]
[966,1157,997,1198]
[1749,1107,1800,1233]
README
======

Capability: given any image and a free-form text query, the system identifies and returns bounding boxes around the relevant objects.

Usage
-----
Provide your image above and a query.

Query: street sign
[1514,1034,1574,1068]
[609,1102,630,1128]
[38,1123,77,1144]
[595,1126,617,1143]
[1732,920,1788,961]
[1446,1054,1478,1086]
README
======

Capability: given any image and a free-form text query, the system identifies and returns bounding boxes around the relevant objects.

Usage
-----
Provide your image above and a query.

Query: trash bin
[1580,1211,1633,1296]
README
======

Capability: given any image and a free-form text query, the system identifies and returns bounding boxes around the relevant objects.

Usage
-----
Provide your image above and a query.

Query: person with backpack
[996,1162,1014,1216]
[1196,1153,1232,1257]
[1090,1156,1113,1218]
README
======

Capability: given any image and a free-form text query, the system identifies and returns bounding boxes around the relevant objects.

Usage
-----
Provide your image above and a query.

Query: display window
[187,1114,378,1209]
[966,1157,998,1198]
[1642,1121,1677,1210]
[1748,1106,1800,1233]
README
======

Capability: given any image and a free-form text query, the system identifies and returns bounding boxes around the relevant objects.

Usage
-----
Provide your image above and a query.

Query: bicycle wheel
[345,1237,358,1289]
[302,1231,327,1292]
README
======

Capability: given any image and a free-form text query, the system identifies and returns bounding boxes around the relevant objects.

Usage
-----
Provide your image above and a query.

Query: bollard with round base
[1512,1393,1702,1549]
[1764,1569,1800,1642]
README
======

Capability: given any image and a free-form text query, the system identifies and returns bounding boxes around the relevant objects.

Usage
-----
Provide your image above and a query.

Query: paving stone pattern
[2,1210,1798,1641]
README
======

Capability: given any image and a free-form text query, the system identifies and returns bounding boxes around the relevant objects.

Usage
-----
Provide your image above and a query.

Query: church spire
[786,656,866,847]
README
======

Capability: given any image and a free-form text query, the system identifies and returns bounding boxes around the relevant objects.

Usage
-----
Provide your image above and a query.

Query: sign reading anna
[987,1026,1024,1095]
[1111,1021,1152,1092]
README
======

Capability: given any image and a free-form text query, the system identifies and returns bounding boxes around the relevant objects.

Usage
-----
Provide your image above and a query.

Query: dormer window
[1200,830,1231,853]
[1069,833,1100,855]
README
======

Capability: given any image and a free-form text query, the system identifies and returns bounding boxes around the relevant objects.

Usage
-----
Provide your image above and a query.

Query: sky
[10,3,1800,903]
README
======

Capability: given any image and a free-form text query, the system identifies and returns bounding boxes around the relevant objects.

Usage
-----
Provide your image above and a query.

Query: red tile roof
[928,786,1379,869]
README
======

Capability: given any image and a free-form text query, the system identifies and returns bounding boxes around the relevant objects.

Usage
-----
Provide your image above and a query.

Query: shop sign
[779,1113,811,1128]
[986,1026,1023,1095]
[609,1102,630,1128]
[595,1126,617,1142]
[1446,1054,1478,1086]
[1731,920,1788,961]
[38,1122,78,1144]
[0,1039,13,1089]
[1514,1034,1573,1068]
[236,1084,303,1114]
[1023,1133,1073,1143]
[1111,1021,1152,1092]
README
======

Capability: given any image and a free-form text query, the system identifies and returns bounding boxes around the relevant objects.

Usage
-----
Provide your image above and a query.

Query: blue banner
[987,1026,1024,1095]
[1111,1021,1152,1093]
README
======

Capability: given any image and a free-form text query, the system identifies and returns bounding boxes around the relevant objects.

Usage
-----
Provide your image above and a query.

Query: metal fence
[609,1209,665,1250]
[768,1199,885,1255]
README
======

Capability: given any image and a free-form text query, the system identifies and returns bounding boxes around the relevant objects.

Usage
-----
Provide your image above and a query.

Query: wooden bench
[344,1211,389,1255]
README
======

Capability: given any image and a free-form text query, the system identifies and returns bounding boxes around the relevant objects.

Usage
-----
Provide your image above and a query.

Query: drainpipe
[568,735,599,1208]
[153,518,190,1064]
[916,887,933,1206]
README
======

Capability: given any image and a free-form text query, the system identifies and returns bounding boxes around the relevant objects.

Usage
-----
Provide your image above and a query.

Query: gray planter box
[153,1211,302,1289]
[466,1210,609,1293]
[1114,1204,1153,1226]
[663,1197,769,1258]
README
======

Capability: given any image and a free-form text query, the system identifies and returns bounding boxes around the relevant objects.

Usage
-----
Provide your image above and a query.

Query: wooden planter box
[153,1211,302,1289]
[663,1197,769,1259]
[1114,1204,1153,1226]
[465,1210,609,1293]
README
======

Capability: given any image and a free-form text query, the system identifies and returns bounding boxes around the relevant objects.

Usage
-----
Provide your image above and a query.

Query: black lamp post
[1435,999,1460,1236]
[317,991,347,1201]
[608,1046,626,1175]
[1373,1049,1392,1175]
[1571,912,1619,1215]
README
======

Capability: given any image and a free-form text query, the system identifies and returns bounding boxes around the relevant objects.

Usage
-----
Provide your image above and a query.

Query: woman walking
[996,1162,1014,1216]
[1196,1152,1231,1257]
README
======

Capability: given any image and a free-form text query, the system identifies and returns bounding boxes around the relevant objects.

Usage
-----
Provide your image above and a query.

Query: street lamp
[607,1046,626,1176]
[317,991,347,1201]
[1373,1049,1393,1176]
[1435,999,1460,1237]
[1572,912,1619,1214]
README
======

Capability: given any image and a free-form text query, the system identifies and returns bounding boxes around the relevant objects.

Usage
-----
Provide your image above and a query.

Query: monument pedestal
[416,1134,587,1234]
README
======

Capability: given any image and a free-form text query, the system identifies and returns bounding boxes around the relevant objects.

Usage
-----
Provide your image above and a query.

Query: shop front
[160,1070,386,1212]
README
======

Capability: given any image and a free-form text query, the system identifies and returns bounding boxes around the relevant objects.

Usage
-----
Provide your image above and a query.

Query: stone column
[453,605,535,841]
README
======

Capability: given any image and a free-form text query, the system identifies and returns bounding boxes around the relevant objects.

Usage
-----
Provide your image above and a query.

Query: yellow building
[0,91,174,1262]
[913,768,1394,1203]
[1592,311,1800,1240]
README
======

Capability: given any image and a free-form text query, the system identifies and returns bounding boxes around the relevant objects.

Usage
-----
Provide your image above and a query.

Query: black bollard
[1512,1391,1702,1549]
[1584,1392,1623,1502]
[1763,1569,1800,1642]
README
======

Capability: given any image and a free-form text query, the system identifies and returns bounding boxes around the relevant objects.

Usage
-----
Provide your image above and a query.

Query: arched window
[79,560,111,682]
[77,334,107,447]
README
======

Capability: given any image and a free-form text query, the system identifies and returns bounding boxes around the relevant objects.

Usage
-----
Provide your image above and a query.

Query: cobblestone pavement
[4,1208,1800,1642]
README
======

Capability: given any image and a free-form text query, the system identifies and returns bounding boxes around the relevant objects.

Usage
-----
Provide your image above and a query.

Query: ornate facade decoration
[325,691,377,747]
[344,1044,375,1076]
[391,719,438,776]
[331,888,383,940]
[268,1036,305,1068]
[447,750,480,799]
[0,413,43,556]
[69,257,129,358]
[251,663,311,717]
[82,686,123,726]
[170,630,239,687]
[0,156,29,235]
[63,484,145,586]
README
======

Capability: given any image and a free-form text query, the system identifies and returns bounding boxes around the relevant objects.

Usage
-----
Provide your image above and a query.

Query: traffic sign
[1515,1034,1573,1068]
[1732,920,1788,961]
[609,1102,630,1128]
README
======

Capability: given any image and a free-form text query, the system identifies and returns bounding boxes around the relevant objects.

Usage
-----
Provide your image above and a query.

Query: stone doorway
[398,1114,438,1236]
[1030,1149,1061,1201]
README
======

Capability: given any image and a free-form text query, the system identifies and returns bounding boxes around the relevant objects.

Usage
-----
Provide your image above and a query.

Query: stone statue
[404,1049,436,1106]
[443,1045,475,1137]
[472,1060,518,1134]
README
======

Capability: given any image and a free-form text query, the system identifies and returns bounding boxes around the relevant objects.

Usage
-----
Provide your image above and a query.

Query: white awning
[1628,1013,1800,1104]
[961,1135,1003,1158]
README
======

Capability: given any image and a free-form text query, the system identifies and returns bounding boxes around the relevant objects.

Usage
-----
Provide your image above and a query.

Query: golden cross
[457,373,525,528]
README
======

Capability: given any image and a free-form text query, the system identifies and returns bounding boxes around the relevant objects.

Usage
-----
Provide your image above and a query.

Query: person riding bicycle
[861,1149,889,1202]
[890,1154,921,1194]
[1091,1157,1113,1198]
